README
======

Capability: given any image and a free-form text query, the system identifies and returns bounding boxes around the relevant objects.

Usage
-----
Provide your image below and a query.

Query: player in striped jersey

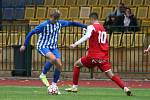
[20,10,87,94]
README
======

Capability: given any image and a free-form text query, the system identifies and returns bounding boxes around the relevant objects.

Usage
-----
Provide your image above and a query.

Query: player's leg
[51,49,62,85]
[38,48,62,87]
[51,59,62,94]
[73,58,83,88]
[52,59,61,85]
[99,62,132,96]
[65,56,93,92]
[38,48,53,86]
[65,58,83,92]
[73,57,93,86]
[106,70,132,96]
[46,52,62,85]
[46,49,62,94]
[42,61,53,75]
[39,61,52,86]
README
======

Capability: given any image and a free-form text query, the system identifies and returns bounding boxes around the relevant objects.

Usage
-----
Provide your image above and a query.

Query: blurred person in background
[109,3,126,17]
[116,7,139,32]
[104,3,126,35]
[103,15,118,37]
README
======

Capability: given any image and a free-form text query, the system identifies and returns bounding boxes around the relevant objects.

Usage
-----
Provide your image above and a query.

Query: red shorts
[81,56,111,72]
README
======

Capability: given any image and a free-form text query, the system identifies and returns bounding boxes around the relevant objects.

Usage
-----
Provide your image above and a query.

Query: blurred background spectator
[104,3,127,35]
[116,7,140,32]
[109,3,126,17]
[103,15,118,36]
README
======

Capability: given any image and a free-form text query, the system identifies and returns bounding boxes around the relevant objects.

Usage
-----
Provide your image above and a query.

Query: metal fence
[0,25,150,78]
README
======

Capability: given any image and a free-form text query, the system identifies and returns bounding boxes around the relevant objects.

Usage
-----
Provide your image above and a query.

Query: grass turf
[0,86,149,100]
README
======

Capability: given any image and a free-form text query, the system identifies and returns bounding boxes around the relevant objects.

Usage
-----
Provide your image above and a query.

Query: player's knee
[74,63,81,67]
[54,60,63,71]
[105,69,114,78]
[50,59,57,64]
[57,59,62,67]
[74,59,82,67]
[73,65,80,70]
[46,52,56,63]
[59,62,62,67]
[58,63,63,70]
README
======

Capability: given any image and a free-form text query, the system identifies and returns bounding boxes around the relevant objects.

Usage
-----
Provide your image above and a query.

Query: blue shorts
[38,48,61,59]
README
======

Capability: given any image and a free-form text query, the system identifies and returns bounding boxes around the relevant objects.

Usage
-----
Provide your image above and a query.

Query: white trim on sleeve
[74,25,95,46]
[148,45,150,50]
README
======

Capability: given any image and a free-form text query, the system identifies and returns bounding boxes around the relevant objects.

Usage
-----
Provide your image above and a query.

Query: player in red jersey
[65,12,132,96]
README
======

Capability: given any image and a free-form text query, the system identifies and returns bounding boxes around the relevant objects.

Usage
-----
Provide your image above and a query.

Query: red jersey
[87,23,109,60]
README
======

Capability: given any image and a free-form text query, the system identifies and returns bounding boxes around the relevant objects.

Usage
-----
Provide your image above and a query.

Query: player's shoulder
[87,25,95,30]
[57,19,64,22]
[94,22,105,31]
[57,20,68,23]
[57,20,69,26]
[39,20,50,26]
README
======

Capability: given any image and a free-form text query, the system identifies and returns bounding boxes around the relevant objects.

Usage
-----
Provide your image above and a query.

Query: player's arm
[58,20,87,28]
[70,25,93,48]
[20,21,46,52]
[144,45,150,54]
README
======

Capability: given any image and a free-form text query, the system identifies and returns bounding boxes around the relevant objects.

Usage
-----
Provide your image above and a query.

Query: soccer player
[20,10,86,93]
[144,45,150,54]
[65,12,132,96]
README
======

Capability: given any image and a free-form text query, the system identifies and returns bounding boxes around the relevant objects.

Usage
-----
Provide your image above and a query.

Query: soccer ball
[47,85,58,95]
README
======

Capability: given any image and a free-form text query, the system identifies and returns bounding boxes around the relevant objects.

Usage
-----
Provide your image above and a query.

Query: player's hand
[82,28,87,35]
[144,45,150,54]
[70,44,76,49]
[20,45,26,53]
[144,49,149,54]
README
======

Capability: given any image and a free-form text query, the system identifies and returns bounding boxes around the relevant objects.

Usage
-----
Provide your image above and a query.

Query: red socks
[73,66,80,85]
[72,66,125,89]
[111,75,125,89]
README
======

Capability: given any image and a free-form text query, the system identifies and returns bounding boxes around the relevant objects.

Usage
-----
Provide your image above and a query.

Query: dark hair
[119,2,125,6]
[50,9,60,20]
[89,12,98,19]
[126,7,131,12]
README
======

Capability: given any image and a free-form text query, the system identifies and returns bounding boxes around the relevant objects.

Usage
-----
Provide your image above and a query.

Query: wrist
[86,47,89,50]
[22,44,26,48]
[74,43,77,46]
[147,45,150,50]
[23,43,27,47]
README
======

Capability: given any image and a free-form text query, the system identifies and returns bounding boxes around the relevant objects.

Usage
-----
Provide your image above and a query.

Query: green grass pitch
[0,86,149,100]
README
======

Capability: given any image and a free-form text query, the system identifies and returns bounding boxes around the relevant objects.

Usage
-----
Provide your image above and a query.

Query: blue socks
[42,61,61,84]
[42,61,52,74]
[53,69,61,83]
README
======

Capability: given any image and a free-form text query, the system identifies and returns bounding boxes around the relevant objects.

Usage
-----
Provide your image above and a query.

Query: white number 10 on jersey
[98,31,107,44]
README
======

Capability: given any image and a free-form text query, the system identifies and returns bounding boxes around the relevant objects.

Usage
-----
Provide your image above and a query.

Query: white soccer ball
[48,86,58,95]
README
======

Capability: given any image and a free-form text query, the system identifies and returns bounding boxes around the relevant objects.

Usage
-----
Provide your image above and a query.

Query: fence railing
[0,25,150,78]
